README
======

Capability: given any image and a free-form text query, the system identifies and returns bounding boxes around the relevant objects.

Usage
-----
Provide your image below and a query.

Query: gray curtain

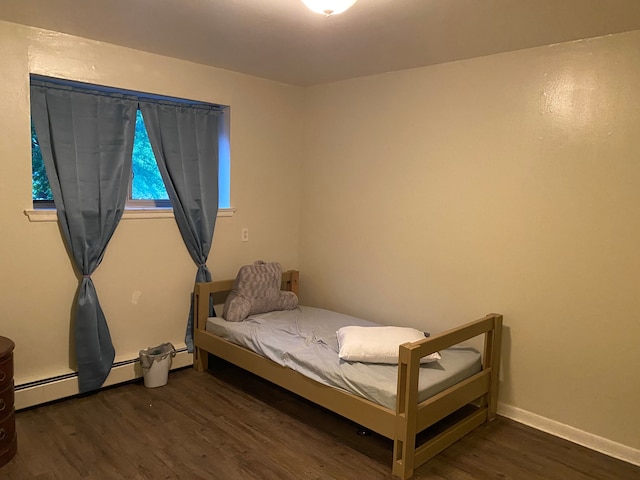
[31,81,137,392]
[140,102,220,352]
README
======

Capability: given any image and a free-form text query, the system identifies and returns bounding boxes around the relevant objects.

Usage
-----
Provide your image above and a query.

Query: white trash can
[139,343,176,388]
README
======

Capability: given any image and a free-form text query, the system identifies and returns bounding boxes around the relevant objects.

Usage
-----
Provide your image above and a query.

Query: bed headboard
[193,270,299,329]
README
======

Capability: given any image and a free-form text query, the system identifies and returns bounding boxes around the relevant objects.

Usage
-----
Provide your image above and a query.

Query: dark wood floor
[4,359,640,479]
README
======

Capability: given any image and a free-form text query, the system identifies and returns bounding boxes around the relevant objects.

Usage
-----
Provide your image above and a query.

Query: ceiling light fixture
[302,0,358,16]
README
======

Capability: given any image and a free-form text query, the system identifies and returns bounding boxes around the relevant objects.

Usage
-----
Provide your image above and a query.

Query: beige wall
[0,20,303,383]
[2,16,639,459]
[301,31,640,449]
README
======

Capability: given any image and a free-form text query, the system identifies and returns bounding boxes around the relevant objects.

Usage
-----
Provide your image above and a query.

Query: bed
[193,270,502,479]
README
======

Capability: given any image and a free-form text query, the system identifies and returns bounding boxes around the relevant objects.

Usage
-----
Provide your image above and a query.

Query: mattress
[206,306,482,410]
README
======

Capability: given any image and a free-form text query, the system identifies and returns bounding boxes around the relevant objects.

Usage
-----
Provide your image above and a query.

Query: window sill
[24,207,235,222]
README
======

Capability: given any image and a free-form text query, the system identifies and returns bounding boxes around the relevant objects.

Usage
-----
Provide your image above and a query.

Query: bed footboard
[392,313,503,479]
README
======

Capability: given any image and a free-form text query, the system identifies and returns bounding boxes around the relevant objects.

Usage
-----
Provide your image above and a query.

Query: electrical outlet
[241,228,249,242]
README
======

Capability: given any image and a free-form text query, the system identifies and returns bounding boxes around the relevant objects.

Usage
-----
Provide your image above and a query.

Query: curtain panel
[140,102,220,351]
[30,82,137,392]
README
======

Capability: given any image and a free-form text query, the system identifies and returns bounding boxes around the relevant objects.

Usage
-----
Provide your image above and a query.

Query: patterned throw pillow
[223,261,299,322]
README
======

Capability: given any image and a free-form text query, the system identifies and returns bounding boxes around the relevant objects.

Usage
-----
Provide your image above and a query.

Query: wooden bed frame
[193,270,502,479]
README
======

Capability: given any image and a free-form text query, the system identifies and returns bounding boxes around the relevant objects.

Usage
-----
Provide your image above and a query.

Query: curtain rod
[30,74,226,112]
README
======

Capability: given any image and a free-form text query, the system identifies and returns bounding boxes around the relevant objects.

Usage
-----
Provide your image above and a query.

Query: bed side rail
[412,314,500,357]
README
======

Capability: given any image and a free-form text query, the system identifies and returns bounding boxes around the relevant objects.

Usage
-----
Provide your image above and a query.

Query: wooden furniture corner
[0,336,16,468]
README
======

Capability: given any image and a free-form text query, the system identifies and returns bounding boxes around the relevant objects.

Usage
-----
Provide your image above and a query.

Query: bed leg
[194,347,209,372]
[392,344,420,480]
[192,285,211,372]
[483,314,503,421]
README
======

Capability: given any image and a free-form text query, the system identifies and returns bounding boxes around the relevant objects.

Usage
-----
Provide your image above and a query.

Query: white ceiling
[2,0,640,86]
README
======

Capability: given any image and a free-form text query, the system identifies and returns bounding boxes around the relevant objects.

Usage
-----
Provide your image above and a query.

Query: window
[30,76,231,211]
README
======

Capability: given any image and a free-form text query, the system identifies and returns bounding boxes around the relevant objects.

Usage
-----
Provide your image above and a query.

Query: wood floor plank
[3,360,639,479]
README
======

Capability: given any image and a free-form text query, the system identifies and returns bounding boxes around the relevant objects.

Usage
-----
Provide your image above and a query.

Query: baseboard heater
[14,347,193,410]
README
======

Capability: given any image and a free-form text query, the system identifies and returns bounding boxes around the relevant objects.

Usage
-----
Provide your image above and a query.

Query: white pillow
[336,326,442,364]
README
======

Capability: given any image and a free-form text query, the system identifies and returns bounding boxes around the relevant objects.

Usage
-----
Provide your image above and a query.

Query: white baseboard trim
[15,349,194,410]
[498,402,640,467]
